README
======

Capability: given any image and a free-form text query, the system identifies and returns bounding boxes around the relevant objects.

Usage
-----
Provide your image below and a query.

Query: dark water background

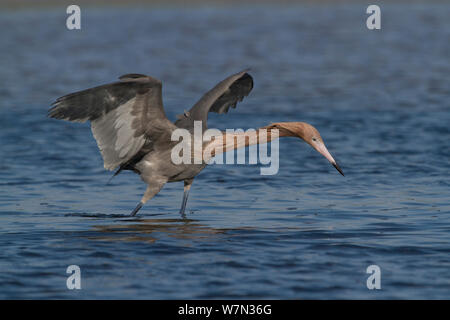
[0,2,449,299]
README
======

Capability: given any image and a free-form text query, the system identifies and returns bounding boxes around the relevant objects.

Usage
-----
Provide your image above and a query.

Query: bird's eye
[312,138,317,142]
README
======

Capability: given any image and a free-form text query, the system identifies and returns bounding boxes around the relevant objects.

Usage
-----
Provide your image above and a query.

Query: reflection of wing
[175,69,253,130]
[48,74,176,170]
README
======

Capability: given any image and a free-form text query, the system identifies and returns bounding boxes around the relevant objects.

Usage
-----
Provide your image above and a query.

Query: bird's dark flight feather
[48,76,162,123]
[209,73,253,114]
[175,69,253,130]
[48,74,175,173]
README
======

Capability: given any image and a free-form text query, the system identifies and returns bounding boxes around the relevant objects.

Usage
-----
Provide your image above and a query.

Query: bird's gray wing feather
[48,74,176,170]
[175,70,253,130]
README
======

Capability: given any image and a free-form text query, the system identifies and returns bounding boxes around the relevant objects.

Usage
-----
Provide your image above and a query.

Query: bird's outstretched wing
[48,74,176,171]
[175,69,253,130]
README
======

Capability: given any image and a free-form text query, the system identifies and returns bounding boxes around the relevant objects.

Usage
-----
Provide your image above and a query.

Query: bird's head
[265,122,344,176]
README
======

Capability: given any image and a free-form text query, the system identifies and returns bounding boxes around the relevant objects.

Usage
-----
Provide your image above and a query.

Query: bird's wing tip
[47,106,57,118]
[239,68,251,76]
[118,73,149,80]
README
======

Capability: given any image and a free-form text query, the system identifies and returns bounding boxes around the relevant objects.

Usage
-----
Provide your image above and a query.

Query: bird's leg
[179,179,194,216]
[130,202,143,217]
[130,181,166,216]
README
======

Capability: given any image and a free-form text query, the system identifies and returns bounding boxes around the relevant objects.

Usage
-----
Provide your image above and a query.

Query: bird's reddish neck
[224,125,291,149]
[261,122,301,139]
[202,123,296,160]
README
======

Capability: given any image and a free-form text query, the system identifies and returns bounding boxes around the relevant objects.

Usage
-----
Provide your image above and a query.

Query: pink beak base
[316,144,344,176]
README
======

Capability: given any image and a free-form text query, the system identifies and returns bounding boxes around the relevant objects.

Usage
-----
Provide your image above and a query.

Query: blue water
[0,3,449,299]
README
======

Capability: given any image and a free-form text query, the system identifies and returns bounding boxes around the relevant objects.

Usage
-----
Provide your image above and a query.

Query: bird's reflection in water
[89,217,232,243]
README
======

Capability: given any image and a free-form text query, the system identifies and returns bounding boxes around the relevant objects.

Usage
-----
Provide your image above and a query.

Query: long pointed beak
[315,143,344,176]
[333,162,345,176]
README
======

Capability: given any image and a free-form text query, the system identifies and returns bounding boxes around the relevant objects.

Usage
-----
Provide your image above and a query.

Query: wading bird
[48,70,344,216]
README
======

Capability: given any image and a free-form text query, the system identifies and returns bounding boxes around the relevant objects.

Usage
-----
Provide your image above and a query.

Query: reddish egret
[48,70,343,216]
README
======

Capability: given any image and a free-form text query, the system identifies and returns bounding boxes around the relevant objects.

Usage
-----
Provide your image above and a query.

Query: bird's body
[49,70,343,216]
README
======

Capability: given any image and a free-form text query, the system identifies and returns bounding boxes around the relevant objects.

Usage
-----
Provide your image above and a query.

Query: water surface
[0,3,449,299]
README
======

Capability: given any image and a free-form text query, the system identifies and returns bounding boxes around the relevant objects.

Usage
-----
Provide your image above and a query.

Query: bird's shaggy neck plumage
[201,122,309,161]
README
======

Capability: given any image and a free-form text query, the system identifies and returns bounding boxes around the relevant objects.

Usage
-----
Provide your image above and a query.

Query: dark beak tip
[333,163,345,176]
